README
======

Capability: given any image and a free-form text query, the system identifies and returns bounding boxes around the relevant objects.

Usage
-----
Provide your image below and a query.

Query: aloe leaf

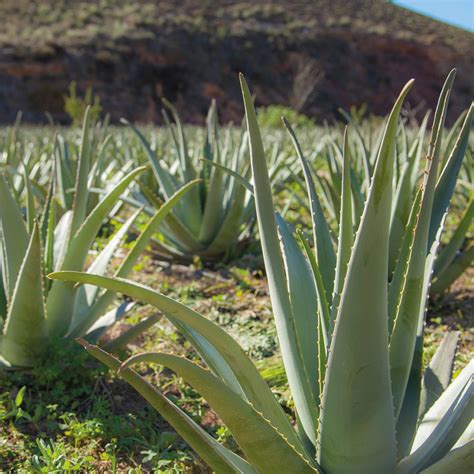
[430,244,474,294]
[395,334,424,459]
[40,165,55,242]
[349,166,365,226]
[168,316,247,399]
[200,159,254,193]
[456,422,474,451]
[426,69,456,180]
[79,341,257,474]
[396,330,459,458]
[398,120,409,169]
[295,411,317,462]
[319,79,414,473]
[321,174,342,224]
[121,353,318,472]
[338,107,372,182]
[441,109,468,170]
[420,331,460,416]
[388,189,423,333]
[196,101,229,243]
[43,197,56,290]
[54,135,73,210]
[21,160,36,234]
[410,112,430,191]
[323,148,343,223]
[397,361,473,473]
[68,180,200,338]
[415,360,473,447]
[297,231,330,350]
[46,167,146,336]
[389,160,415,274]
[5,111,22,168]
[49,271,305,452]
[39,166,56,277]
[0,259,7,320]
[390,72,458,419]
[433,199,473,279]
[52,211,72,272]
[71,208,142,329]
[283,117,336,302]
[135,180,164,210]
[429,103,473,247]
[205,178,248,256]
[419,441,474,474]
[276,214,319,399]
[67,165,145,266]
[240,75,318,445]
[331,128,353,324]
[397,219,448,451]
[0,174,29,299]
[0,223,47,367]
[198,163,225,244]
[70,106,92,236]
[297,231,329,396]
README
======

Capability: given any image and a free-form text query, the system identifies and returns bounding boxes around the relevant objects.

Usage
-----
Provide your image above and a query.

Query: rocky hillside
[0,0,472,124]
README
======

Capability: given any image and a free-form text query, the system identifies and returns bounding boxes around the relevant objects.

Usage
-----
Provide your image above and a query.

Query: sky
[394,0,474,31]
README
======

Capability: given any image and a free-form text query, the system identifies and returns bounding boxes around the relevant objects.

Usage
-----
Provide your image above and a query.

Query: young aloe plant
[51,73,473,473]
[119,100,254,261]
[0,113,199,368]
[124,99,293,261]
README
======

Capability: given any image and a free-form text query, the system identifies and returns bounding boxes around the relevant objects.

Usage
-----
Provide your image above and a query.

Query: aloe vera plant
[0,114,198,368]
[312,97,473,295]
[50,72,473,472]
[125,99,294,261]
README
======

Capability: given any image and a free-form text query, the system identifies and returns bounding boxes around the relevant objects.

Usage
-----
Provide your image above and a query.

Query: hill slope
[0,0,472,124]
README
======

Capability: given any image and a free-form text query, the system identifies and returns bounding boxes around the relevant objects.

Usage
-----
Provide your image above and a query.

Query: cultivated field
[0,73,472,472]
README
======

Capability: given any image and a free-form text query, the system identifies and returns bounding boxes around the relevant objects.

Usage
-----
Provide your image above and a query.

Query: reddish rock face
[0,0,472,125]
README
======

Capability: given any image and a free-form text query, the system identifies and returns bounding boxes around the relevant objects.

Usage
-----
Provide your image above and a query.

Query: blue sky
[394,0,474,31]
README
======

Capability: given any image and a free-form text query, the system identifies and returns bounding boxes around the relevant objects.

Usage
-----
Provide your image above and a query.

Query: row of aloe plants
[1,100,300,263]
[45,70,474,472]
[2,94,471,271]
[0,97,301,367]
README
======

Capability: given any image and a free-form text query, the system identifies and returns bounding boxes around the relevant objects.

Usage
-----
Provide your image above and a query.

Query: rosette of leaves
[125,99,292,261]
